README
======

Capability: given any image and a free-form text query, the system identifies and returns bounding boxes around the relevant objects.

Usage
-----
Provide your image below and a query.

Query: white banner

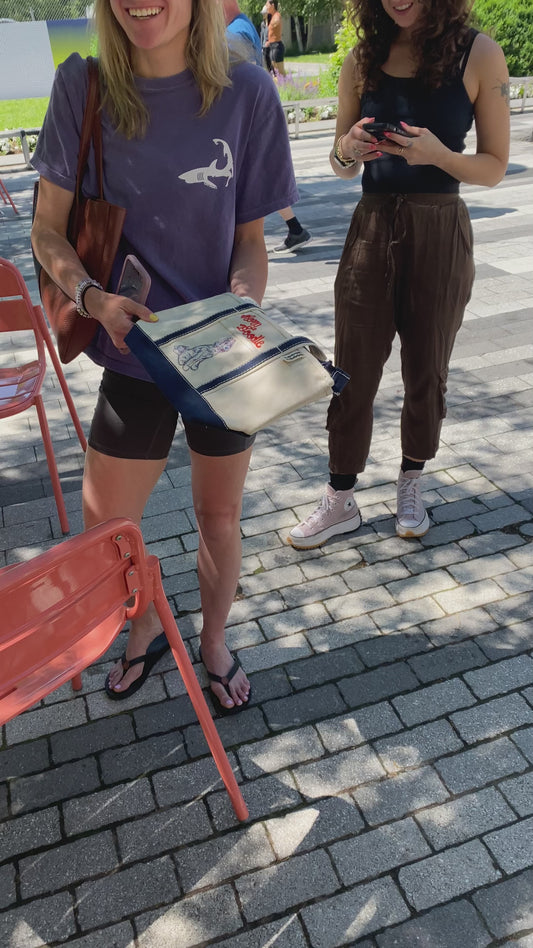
[0,22,56,100]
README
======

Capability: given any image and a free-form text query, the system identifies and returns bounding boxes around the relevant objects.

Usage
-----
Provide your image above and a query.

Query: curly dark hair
[348,0,474,90]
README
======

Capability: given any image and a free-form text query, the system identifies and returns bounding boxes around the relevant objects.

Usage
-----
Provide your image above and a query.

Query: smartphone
[116,254,151,304]
[363,121,416,141]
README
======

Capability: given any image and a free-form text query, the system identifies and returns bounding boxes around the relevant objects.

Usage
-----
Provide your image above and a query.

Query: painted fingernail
[149,313,159,322]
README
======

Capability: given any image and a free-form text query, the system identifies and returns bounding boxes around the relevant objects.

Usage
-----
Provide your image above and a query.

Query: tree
[240,0,342,52]
[472,0,533,76]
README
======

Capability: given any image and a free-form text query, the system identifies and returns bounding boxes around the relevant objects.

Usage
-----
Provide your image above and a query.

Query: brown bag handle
[70,57,103,234]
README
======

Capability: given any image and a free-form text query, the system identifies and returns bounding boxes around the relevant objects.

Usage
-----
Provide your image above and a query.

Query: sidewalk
[1,113,533,948]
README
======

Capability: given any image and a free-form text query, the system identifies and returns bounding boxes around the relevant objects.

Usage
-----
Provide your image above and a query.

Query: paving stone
[470,503,531,533]
[237,725,324,779]
[293,745,386,798]
[0,806,61,860]
[0,738,49,780]
[392,678,476,726]
[400,543,467,575]
[287,647,364,690]
[64,778,155,835]
[300,876,410,947]
[239,633,312,673]
[398,840,501,911]
[374,719,464,773]
[282,574,352,610]
[176,822,274,893]
[499,770,533,816]
[307,616,381,651]
[354,629,433,668]
[408,640,488,683]
[331,817,430,885]
[184,707,269,758]
[370,597,446,635]
[483,815,533,873]
[472,869,533,938]
[376,899,492,948]
[132,693,199,737]
[386,568,458,603]
[353,765,449,825]
[153,754,239,807]
[235,849,339,923]
[259,602,330,640]
[76,856,179,930]
[458,530,527,559]
[511,726,533,763]
[99,731,188,784]
[338,662,420,709]
[246,665,292,704]
[325,585,396,622]
[58,922,135,948]
[0,863,15,909]
[4,697,87,744]
[19,832,118,898]
[0,893,76,947]
[435,736,530,793]
[421,607,497,646]
[476,619,533,661]
[486,591,533,627]
[415,786,515,849]
[266,796,365,859]
[135,885,242,948]
[316,702,403,753]
[451,694,533,743]
[50,715,135,763]
[447,551,516,584]
[209,771,302,831]
[263,684,347,730]
[213,917,308,948]
[117,800,212,863]
[464,655,533,699]
[10,756,100,814]
[341,558,410,592]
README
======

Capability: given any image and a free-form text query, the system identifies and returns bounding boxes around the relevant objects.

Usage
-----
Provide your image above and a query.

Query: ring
[398,146,405,155]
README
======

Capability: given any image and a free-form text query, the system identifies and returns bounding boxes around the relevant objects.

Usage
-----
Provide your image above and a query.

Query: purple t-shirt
[32,53,298,379]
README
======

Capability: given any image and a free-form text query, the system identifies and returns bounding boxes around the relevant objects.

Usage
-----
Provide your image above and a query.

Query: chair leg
[35,307,87,452]
[152,581,249,821]
[0,178,18,215]
[71,673,83,690]
[34,394,70,534]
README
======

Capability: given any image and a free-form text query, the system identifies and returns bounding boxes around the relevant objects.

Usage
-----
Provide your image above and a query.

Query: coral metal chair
[0,257,87,534]
[0,517,248,821]
[0,177,18,215]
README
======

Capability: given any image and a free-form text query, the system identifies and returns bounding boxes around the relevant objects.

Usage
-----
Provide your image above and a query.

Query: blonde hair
[94,0,231,138]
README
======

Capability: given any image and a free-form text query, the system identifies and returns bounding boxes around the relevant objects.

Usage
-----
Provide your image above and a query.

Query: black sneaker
[272,229,311,253]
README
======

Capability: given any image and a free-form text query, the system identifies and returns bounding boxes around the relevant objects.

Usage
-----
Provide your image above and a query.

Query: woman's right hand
[84,287,158,354]
[340,117,383,162]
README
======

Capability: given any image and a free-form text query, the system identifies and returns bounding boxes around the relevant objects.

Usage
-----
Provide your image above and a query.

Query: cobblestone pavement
[1,111,532,948]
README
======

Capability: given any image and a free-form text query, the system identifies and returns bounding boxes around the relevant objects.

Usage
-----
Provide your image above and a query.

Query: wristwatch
[75,278,103,318]
[333,135,356,169]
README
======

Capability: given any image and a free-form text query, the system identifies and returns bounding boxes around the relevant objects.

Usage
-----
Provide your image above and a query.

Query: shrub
[318,10,358,98]
[471,0,533,76]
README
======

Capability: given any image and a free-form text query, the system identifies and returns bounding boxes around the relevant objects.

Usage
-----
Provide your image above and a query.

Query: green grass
[0,98,49,132]
[285,52,333,64]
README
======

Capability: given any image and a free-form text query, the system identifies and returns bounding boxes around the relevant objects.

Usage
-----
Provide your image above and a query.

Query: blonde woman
[32,0,298,713]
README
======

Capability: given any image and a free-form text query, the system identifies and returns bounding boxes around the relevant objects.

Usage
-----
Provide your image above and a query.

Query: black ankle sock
[287,216,303,236]
[401,457,425,473]
[329,473,357,492]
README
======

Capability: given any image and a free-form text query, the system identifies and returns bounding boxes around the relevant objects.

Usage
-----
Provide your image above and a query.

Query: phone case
[116,254,151,304]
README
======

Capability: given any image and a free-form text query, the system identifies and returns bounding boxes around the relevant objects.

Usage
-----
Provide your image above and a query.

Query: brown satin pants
[327,193,475,475]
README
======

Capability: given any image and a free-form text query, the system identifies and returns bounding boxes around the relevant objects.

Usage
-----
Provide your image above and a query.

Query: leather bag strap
[72,57,102,223]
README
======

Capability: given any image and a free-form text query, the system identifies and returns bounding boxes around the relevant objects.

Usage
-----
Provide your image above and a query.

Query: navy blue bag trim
[152,300,260,348]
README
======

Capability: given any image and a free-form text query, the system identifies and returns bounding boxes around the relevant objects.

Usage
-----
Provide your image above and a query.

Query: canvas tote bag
[33,57,126,363]
[126,293,349,435]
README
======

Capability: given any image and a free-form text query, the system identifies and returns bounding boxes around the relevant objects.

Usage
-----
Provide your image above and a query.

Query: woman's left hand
[380,121,449,167]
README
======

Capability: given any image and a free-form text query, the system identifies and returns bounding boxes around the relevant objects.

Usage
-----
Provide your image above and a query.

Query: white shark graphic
[179,139,234,190]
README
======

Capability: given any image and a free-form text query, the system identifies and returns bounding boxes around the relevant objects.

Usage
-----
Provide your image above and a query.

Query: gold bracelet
[333,134,356,168]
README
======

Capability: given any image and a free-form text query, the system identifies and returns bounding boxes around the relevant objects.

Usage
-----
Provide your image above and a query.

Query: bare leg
[190,445,253,710]
[83,445,167,693]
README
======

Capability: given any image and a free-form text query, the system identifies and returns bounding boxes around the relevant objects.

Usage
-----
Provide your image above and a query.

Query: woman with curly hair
[32,0,298,711]
[288,0,509,548]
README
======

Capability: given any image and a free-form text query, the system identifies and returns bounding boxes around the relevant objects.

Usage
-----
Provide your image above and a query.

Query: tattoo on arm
[493,78,510,106]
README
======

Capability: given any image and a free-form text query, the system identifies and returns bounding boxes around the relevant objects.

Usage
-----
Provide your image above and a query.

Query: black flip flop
[199,647,252,716]
[105,632,170,701]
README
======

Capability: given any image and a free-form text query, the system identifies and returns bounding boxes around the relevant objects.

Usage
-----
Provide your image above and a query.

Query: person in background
[222,0,311,253]
[288,0,509,549]
[265,0,285,77]
[260,4,272,73]
[32,0,298,713]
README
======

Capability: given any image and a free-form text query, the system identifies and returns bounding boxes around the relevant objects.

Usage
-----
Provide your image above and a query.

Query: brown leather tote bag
[33,57,126,363]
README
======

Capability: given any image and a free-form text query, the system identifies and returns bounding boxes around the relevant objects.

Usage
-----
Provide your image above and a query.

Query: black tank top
[360,29,477,194]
